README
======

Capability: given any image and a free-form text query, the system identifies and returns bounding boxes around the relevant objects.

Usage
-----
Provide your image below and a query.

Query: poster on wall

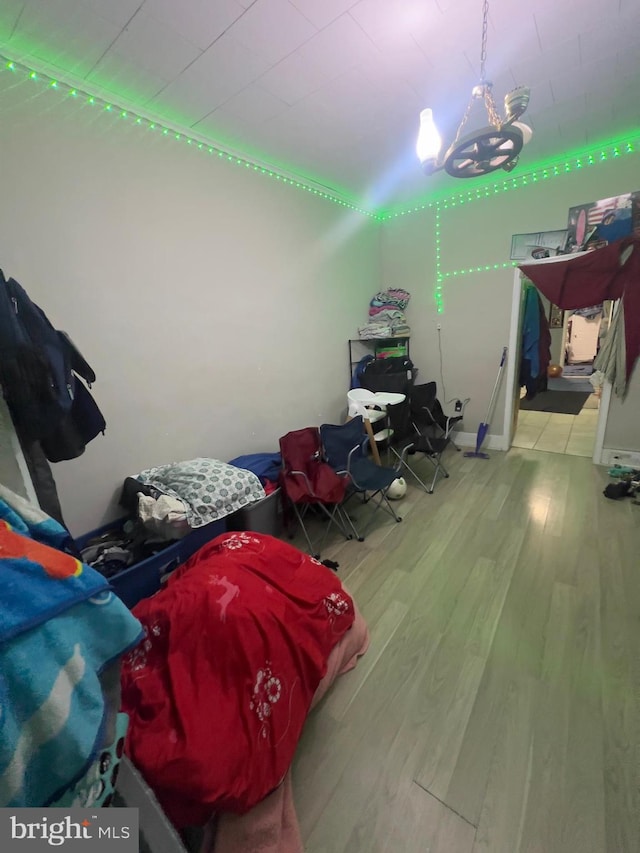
[567,191,640,250]
[510,229,568,261]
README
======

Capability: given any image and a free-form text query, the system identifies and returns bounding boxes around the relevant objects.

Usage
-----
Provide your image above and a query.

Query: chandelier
[417,0,532,178]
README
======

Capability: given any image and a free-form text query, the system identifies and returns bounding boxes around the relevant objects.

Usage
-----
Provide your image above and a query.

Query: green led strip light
[1,56,380,220]
[434,206,443,314]
[380,200,435,221]
[440,261,518,280]
[3,55,639,313]
[383,132,640,219]
[428,132,640,311]
[440,139,639,211]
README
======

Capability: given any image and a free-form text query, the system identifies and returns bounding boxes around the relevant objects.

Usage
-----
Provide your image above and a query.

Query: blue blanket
[228,452,282,484]
[0,490,143,807]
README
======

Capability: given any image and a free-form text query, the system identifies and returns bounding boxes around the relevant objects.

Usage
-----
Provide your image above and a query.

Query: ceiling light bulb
[504,86,530,120]
[416,108,442,164]
[512,121,533,145]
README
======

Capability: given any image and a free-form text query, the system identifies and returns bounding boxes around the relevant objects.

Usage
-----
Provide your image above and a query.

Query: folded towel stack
[358,289,411,340]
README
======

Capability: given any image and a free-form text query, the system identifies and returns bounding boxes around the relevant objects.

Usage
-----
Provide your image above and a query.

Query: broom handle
[483,347,508,422]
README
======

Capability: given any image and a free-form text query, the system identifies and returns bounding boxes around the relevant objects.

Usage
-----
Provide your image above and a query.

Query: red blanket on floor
[120,532,355,828]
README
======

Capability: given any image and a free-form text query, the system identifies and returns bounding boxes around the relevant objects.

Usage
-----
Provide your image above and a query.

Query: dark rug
[562,363,594,376]
[520,390,591,415]
[547,376,594,393]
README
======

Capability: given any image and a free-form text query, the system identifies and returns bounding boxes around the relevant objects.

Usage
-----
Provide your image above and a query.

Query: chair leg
[442,423,463,451]
[355,489,403,539]
[316,502,353,552]
[381,492,403,523]
[291,501,351,557]
[425,455,449,493]
[390,445,436,495]
[292,503,319,557]
[399,455,432,494]
[338,505,364,542]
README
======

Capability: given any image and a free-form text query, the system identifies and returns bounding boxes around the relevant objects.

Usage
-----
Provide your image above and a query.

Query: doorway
[504,271,612,461]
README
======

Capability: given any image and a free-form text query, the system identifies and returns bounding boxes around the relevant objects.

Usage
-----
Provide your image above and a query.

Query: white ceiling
[1,0,638,208]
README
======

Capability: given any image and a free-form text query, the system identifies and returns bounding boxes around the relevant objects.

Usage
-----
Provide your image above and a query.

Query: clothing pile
[228,451,282,495]
[603,465,640,501]
[358,288,411,339]
[79,520,176,579]
[0,486,142,809]
[572,304,603,319]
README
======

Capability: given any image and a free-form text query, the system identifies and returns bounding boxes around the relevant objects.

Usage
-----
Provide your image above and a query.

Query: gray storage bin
[226,488,281,536]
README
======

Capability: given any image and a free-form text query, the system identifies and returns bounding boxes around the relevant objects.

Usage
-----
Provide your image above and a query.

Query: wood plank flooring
[291,446,640,853]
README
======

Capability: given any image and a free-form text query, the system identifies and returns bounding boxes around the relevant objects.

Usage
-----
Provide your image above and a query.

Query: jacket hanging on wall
[0,270,106,461]
[519,283,551,400]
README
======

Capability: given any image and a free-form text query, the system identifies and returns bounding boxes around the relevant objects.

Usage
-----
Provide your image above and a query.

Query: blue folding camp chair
[320,416,402,541]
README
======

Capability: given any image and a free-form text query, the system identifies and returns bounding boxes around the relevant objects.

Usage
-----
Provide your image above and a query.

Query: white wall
[0,79,380,534]
[379,210,437,383]
[604,367,640,452]
[381,211,514,440]
[382,151,640,445]
[0,398,33,501]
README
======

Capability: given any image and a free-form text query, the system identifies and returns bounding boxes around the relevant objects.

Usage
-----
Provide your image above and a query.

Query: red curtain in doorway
[519,236,640,388]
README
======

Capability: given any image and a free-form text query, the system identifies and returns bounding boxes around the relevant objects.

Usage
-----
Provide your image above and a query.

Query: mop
[464,346,508,459]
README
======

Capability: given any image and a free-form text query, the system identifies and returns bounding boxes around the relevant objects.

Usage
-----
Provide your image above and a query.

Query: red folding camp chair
[278,427,351,556]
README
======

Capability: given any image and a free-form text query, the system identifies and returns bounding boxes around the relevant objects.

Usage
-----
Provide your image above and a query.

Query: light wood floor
[291,446,640,853]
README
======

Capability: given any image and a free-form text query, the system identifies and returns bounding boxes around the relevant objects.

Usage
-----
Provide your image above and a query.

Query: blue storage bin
[76,518,226,609]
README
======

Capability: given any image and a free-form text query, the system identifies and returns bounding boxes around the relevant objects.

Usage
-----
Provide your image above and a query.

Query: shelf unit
[348,337,411,384]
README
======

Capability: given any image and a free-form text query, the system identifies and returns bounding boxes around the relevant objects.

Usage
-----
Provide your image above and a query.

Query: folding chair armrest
[344,443,368,490]
[418,405,438,427]
[441,397,470,421]
[394,441,415,471]
[346,443,363,472]
[289,469,317,497]
[444,415,457,432]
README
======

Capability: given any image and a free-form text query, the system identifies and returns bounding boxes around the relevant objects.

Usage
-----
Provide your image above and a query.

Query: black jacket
[0,271,105,460]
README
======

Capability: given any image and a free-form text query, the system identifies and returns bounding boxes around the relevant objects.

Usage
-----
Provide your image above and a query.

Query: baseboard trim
[454,431,507,451]
[600,447,640,467]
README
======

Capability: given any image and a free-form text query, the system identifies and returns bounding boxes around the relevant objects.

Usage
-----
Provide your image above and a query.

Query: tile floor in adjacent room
[512,394,600,457]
